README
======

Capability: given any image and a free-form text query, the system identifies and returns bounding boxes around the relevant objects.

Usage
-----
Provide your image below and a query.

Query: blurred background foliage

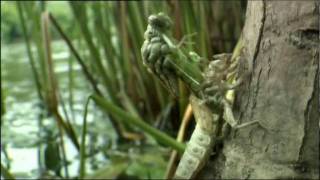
[1,1,246,179]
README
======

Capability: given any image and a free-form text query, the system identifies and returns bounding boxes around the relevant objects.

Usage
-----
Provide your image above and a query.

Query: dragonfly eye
[149,13,172,32]
[148,15,157,24]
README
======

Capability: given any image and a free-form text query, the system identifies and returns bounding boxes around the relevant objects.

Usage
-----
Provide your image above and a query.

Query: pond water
[1,40,117,178]
[1,40,168,179]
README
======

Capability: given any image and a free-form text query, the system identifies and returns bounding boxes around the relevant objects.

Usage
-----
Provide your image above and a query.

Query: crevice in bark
[250,67,262,121]
[267,57,272,79]
[287,29,319,50]
[240,0,266,124]
[251,0,266,70]
[297,51,319,175]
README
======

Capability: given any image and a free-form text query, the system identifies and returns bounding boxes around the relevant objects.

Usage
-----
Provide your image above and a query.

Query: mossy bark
[201,1,319,179]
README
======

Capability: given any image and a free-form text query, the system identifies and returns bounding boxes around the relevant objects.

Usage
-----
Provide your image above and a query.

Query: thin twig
[164,103,193,179]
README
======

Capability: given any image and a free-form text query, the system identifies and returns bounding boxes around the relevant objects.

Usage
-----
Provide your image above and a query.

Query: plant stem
[41,11,80,150]
[48,14,102,96]
[48,13,123,140]
[79,96,91,179]
[91,94,186,154]
[17,2,43,101]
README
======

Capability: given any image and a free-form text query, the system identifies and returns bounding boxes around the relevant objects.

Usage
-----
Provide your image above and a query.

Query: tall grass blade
[69,2,115,101]
[1,88,4,118]
[16,2,43,101]
[48,13,123,139]
[119,1,131,88]
[79,96,91,179]
[91,94,186,154]
[41,11,80,150]
[48,14,102,96]
[16,2,45,172]
[57,123,69,178]
[68,49,75,121]
[22,2,47,88]
[91,3,117,90]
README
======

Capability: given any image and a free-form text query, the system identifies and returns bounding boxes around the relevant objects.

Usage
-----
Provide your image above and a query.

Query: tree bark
[202,1,319,179]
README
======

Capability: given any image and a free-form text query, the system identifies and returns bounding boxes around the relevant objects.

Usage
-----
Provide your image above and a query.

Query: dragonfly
[141,12,258,179]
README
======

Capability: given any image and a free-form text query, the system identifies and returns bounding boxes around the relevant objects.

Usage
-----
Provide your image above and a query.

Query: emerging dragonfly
[141,12,258,179]
[141,12,204,98]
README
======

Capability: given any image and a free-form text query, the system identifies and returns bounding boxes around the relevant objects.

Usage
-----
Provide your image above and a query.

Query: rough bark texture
[202,1,319,179]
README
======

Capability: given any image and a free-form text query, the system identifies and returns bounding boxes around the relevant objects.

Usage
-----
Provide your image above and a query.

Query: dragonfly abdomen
[174,124,214,179]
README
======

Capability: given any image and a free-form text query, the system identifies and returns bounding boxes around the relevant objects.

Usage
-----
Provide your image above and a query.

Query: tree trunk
[202,1,319,179]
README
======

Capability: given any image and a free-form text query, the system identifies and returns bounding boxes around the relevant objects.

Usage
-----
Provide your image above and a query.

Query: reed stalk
[16,2,45,172]
[68,48,75,122]
[69,2,115,101]
[16,2,43,101]
[41,11,80,150]
[22,2,47,88]
[91,94,186,154]
[57,123,69,178]
[48,14,102,96]
[48,13,123,139]
[79,96,90,179]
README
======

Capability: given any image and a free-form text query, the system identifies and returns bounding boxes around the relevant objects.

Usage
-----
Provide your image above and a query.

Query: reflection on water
[1,40,114,178]
[5,148,38,176]
[1,40,168,179]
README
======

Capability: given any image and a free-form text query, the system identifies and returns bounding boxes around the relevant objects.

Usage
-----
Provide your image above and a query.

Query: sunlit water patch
[1,40,113,178]
[5,147,39,177]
